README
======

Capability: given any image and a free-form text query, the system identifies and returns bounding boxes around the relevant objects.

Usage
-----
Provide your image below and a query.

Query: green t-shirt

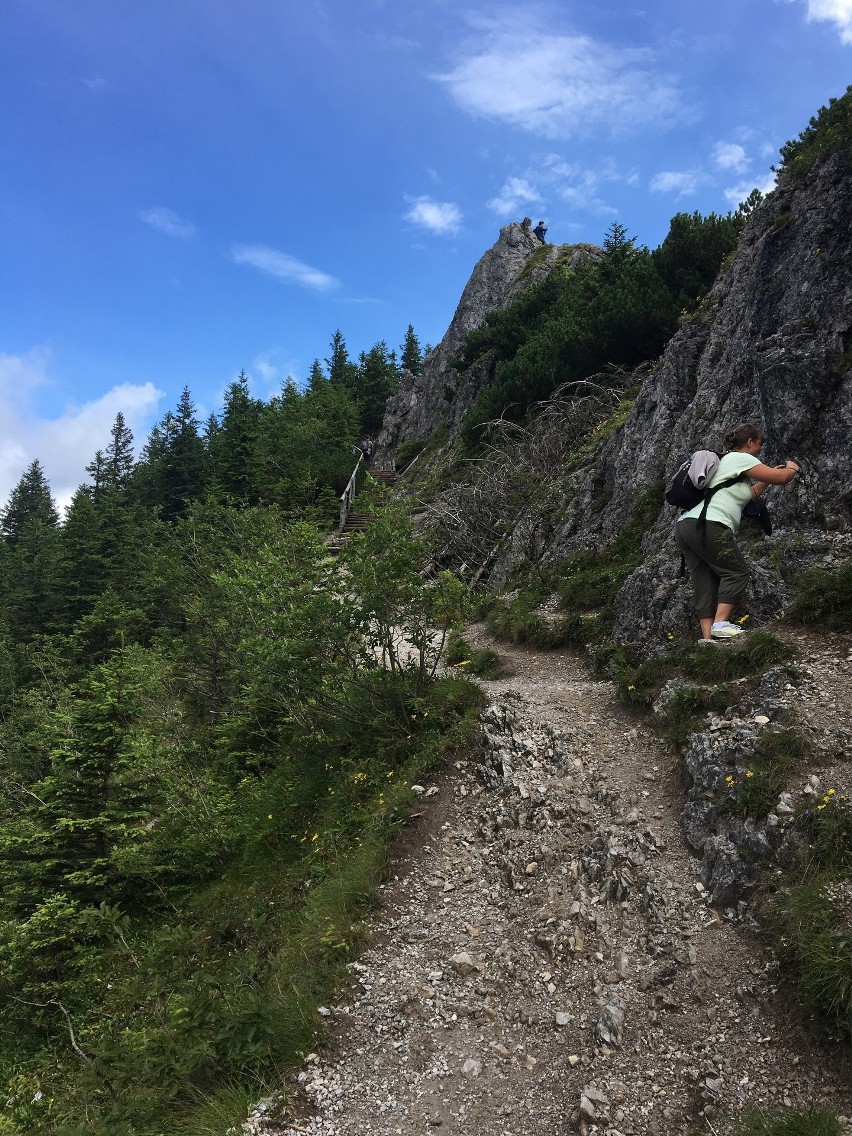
[678,452,760,532]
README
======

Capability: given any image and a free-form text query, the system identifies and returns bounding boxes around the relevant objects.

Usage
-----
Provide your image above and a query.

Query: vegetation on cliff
[457,209,749,450]
[777,84,852,181]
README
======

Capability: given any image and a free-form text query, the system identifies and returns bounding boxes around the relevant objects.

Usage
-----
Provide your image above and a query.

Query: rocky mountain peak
[376,220,599,461]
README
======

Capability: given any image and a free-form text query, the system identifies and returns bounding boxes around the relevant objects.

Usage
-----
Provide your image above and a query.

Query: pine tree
[357,341,399,436]
[208,372,263,502]
[325,330,360,394]
[400,324,423,375]
[104,412,135,491]
[161,388,207,519]
[0,462,63,638]
[1,460,59,546]
[307,359,327,392]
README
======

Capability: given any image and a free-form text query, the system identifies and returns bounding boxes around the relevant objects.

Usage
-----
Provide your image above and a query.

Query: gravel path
[248,627,852,1136]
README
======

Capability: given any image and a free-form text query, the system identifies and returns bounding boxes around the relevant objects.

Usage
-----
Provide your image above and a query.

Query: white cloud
[139,206,197,239]
[404,196,462,235]
[0,349,163,513]
[722,174,778,208]
[650,170,701,196]
[713,141,748,173]
[541,156,622,215]
[803,0,852,42]
[487,176,544,216]
[434,25,683,139]
[231,244,340,291]
[249,349,302,396]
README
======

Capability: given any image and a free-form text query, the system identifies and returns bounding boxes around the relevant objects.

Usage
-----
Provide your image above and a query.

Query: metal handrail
[339,452,365,532]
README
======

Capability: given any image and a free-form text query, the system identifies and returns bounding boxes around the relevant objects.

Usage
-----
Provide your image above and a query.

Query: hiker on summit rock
[533,220,548,243]
[674,422,800,642]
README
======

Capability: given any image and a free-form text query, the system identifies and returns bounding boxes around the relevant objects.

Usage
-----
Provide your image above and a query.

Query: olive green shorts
[674,518,750,619]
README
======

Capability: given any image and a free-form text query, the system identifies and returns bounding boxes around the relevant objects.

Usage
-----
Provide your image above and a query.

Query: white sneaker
[711,621,746,640]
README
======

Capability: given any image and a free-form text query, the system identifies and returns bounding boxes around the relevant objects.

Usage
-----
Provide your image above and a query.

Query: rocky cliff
[376,219,599,461]
[385,143,852,648]
[555,145,852,647]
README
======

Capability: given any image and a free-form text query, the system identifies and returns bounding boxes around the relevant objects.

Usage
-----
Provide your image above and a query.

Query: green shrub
[731,1106,842,1136]
[659,684,731,745]
[724,728,807,819]
[797,790,852,873]
[778,84,852,181]
[775,793,852,1040]
[682,630,789,681]
[787,564,852,632]
[777,873,852,1040]
[445,631,505,679]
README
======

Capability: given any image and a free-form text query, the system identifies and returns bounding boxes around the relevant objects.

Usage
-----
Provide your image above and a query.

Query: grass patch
[723,728,807,819]
[682,630,789,682]
[731,1106,842,1136]
[787,563,852,632]
[514,242,552,283]
[445,631,505,679]
[172,1082,276,1136]
[775,792,852,1040]
[658,684,731,745]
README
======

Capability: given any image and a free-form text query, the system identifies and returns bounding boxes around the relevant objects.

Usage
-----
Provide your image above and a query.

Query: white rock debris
[246,627,852,1136]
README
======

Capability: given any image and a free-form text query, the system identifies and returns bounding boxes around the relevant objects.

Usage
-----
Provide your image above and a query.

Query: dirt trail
[250,626,852,1136]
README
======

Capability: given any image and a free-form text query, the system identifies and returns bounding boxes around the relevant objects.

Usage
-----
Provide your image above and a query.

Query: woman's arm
[747,460,800,486]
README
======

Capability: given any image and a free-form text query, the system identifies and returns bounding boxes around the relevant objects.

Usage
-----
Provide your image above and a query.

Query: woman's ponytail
[724,422,763,451]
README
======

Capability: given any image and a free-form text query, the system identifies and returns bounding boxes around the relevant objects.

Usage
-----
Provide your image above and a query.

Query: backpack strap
[696,473,749,536]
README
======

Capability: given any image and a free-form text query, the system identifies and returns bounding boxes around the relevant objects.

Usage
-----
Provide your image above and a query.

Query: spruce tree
[208,372,263,502]
[0,462,63,639]
[1,460,59,546]
[400,324,423,375]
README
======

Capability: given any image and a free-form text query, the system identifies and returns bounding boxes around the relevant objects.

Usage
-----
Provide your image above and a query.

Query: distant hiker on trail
[533,221,548,243]
[673,422,799,642]
[360,436,374,465]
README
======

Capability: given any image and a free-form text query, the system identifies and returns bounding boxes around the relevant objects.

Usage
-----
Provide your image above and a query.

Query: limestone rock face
[376,220,597,460]
[523,148,852,647]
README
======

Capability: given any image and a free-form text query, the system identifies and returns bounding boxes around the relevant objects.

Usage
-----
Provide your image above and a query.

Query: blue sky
[2,0,851,508]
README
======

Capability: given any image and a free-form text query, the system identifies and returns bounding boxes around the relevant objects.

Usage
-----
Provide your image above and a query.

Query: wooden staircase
[327,456,398,555]
[370,468,398,489]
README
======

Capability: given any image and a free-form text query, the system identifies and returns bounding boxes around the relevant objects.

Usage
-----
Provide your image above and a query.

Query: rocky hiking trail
[249,626,852,1136]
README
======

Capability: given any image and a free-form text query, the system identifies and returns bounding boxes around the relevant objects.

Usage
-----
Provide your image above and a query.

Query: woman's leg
[675,522,719,639]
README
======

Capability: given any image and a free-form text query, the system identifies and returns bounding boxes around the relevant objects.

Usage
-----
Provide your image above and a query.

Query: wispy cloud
[404,196,462,235]
[139,206,197,239]
[0,349,163,512]
[801,0,852,43]
[486,176,543,216]
[713,141,748,173]
[434,22,683,140]
[231,244,340,291]
[650,170,701,196]
[722,173,778,208]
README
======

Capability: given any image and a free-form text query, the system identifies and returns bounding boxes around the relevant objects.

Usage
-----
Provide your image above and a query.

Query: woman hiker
[674,422,800,642]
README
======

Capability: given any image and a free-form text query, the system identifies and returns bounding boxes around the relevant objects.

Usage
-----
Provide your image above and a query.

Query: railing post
[339,452,365,533]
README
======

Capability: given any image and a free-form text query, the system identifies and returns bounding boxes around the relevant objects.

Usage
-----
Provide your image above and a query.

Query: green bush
[731,1106,842,1136]
[445,631,505,679]
[787,563,852,632]
[777,873,852,1041]
[659,684,731,745]
[683,630,789,682]
[775,793,852,1040]
[724,729,807,819]
[777,84,852,181]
